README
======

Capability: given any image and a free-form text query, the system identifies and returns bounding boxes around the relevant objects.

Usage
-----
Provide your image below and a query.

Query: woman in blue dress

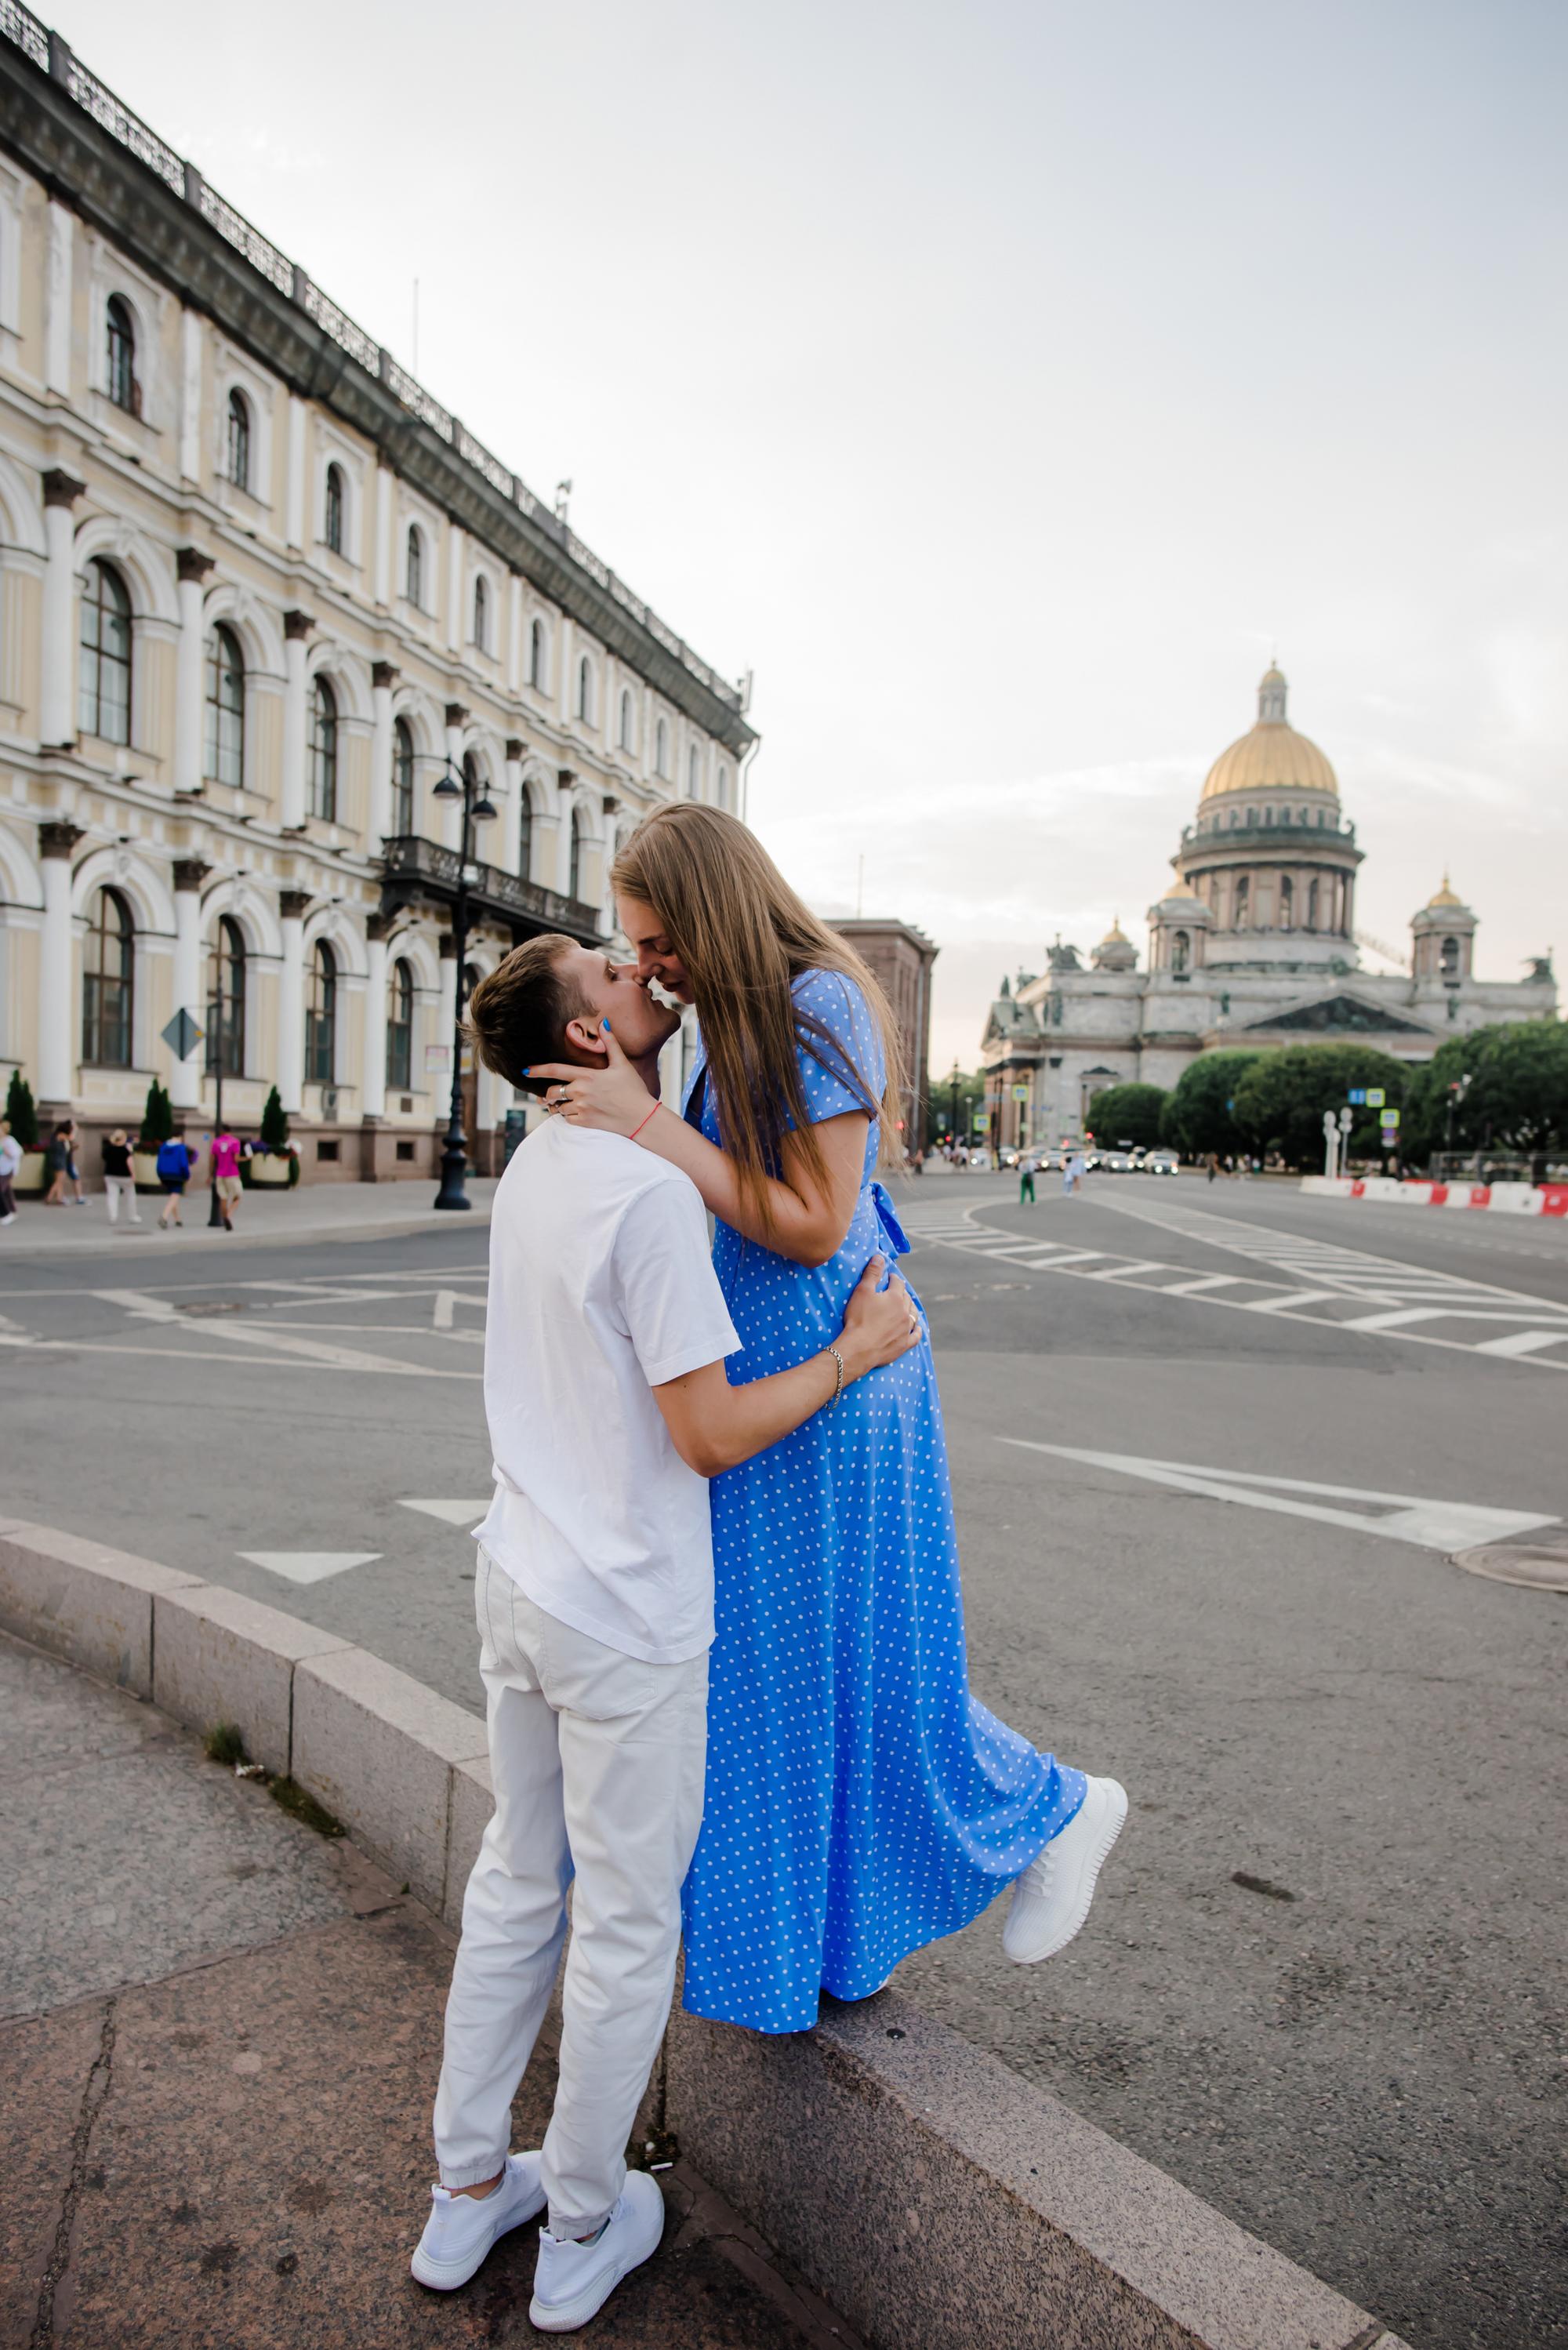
[534,805,1126,2033]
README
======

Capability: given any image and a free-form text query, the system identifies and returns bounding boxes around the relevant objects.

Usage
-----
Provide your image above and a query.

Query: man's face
[558,944,679,1064]
[615,894,692,1004]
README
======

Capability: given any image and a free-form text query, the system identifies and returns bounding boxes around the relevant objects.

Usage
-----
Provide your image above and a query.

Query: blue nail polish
[601,1019,611,1032]
[521,1066,530,1075]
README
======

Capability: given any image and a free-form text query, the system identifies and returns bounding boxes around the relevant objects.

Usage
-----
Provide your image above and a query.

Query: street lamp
[431,755,497,1211]
[948,1059,960,1149]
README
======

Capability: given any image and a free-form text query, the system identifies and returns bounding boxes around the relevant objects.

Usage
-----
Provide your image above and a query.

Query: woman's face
[615,894,692,1004]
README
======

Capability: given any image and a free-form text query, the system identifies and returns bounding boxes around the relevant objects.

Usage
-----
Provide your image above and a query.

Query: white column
[281,610,313,829]
[285,395,307,550]
[362,924,388,1121]
[369,663,397,844]
[441,705,466,852]
[437,939,459,1101]
[40,473,82,746]
[38,824,80,1106]
[278,892,307,1113]
[506,572,523,692]
[504,742,524,875]
[173,550,212,796]
[45,199,73,396]
[556,777,577,897]
[446,525,464,653]
[179,308,203,481]
[373,465,394,607]
[169,859,207,1111]
[558,619,573,724]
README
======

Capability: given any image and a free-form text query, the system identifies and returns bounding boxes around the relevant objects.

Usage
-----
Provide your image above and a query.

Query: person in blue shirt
[530,804,1127,2035]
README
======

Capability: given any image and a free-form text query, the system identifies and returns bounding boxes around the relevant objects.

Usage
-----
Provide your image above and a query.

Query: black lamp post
[948,1059,960,1147]
[205,997,226,1227]
[432,756,497,1210]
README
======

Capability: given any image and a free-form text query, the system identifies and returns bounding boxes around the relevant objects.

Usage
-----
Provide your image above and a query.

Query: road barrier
[0,1516,1413,2350]
[1303,1175,1568,1215]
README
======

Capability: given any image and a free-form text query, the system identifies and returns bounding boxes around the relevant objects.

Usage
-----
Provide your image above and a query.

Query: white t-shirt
[474,1117,741,1663]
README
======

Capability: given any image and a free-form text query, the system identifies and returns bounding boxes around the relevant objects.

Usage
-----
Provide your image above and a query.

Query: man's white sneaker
[410,2150,545,2290]
[528,2170,665,2333]
[1003,1775,1127,1965]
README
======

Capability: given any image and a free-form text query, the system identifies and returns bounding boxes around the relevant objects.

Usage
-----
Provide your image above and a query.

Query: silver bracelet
[824,1342,846,1405]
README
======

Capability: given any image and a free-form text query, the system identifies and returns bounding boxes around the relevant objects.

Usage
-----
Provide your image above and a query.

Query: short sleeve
[791,969,885,1128]
[613,1174,742,1386]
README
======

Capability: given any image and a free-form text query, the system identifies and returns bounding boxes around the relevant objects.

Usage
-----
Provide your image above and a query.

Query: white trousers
[103,1175,140,1222]
[433,1549,708,2237]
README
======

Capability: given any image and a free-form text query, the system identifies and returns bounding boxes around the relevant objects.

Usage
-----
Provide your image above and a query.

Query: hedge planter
[132,1150,163,1194]
[249,1153,292,1187]
[13,1150,45,1195]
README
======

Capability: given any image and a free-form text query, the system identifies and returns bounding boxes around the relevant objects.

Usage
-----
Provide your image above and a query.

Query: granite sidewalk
[0,1628,856,2350]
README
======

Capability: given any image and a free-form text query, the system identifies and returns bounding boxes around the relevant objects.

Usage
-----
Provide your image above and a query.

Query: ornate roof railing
[4,5,745,721]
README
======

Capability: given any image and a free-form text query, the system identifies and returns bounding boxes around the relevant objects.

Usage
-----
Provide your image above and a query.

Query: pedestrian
[43,1122,71,1206]
[64,1120,86,1204]
[210,1122,244,1231]
[0,1117,20,1226]
[536,803,1124,2039]
[155,1132,197,1228]
[1206,1152,1218,1183]
[411,936,917,2323]
[101,1128,141,1226]
[1019,1152,1036,1205]
[1063,1147,1086,1196]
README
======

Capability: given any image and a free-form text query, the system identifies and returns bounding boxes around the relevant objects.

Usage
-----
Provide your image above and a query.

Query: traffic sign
[1011,1084,1029,1101]
[1366,1088,1386,1108]
[1348,1088,1366,1106]
[161,1008,204,1062]
[1380,1107,1400,1129]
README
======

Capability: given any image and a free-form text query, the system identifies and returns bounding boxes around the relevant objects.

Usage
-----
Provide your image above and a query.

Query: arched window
[325,463,345,554]
[78,559,132,744]
[204,623,245,788]
[1171,929,1190,975]
[1279,875,1294,932]
[405,525,424,608]
[655,717,668,777]
[386,958,414,1092]
[208,915,246,1076]
[473,576,488,651]
[390,717,415,834]
[305,940,337,1084]
[1307,877,1320,931]
[82,886,134,1067]
[568,808,583,901]
[308,676,338,821]
[1439,935,1461,979]
[688,744,701,799]
[227,389,251,492]
[1234,876,1250,931]
[576,654,592,723]
[717,765,729,811]
[106,295,137,413]
[529,617,546,688]
[619,688,633,752]
[518,790,532,881]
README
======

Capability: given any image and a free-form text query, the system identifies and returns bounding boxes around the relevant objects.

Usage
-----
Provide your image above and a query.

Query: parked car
[1144,1150,1180,1176]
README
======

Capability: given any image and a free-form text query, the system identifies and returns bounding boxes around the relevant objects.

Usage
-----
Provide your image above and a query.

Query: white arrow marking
[237,1551,382,1585]
[399,1498,492,1527]
[999,1441,1559,1554]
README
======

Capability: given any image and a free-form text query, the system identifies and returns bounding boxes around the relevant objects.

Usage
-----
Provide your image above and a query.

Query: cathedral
[981,667,1557,1150]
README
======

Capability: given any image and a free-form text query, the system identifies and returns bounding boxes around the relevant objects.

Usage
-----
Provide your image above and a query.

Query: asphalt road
[2,1172,1563,2350]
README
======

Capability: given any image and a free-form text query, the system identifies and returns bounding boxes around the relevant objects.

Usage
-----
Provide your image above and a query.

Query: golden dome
[1426,873,1463,909]
[1098,916,1130,944]
[1199,666,1339,805]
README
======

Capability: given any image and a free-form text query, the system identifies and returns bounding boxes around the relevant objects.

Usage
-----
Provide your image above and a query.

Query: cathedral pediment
[1243,993,1434,1036]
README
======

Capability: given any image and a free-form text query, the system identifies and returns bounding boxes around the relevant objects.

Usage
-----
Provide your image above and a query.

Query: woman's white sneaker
[410,2149,545,2290]
[529,2170,666,2332]
[1003,1776,1128,1965]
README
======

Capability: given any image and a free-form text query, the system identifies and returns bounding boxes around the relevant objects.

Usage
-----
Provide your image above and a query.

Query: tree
[1160,1052,1262,1160]
[5,1068,38,1150]
[1231,1044,1410,1169]
[1084,1082,1167,1152]
[260,1084,290,1150]
[1404,1022,1568,1169]
[139,1078,174,1146]
[927,1068,986,1149]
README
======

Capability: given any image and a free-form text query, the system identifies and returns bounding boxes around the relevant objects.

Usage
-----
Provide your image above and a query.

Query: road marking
[399,1498,491,1525]
[237,1550,382,1585]
[1473,1329,1568,1358]
[89,1284,473,1376]
[998,1441,1559,1553]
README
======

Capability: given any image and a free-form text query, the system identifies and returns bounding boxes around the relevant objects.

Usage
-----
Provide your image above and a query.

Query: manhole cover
[1451,1538,1568,1593]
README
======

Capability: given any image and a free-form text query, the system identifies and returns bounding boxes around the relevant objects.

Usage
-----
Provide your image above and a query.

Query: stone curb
[0,1520,1413,2350]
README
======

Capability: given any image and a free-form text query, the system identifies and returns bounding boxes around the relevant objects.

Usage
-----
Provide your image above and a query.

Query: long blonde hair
[612,804,905,1237]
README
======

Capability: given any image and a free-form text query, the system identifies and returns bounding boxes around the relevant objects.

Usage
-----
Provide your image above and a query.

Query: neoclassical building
[982,666,1556,1150]
[0,16,753,1181]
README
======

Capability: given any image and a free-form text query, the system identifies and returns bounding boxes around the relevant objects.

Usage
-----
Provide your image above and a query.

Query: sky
[52,0,1567,1072]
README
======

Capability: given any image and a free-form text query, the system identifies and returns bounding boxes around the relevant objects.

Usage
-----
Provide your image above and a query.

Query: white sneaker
[1003,1775,1127,1965]
[410,2149,545,2290]
[528,2170,665,2333]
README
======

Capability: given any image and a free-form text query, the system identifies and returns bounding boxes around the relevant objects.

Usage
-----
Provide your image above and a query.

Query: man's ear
[561,1015,609,1062]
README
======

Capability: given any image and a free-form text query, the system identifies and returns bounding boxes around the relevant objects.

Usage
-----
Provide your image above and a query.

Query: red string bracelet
[628,1102,661,1144]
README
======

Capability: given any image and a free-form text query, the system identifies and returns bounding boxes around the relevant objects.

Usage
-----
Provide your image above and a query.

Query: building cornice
[0,18,756,758]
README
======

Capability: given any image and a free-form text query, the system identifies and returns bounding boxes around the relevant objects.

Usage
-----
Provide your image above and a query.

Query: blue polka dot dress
[680,969,1087,2033]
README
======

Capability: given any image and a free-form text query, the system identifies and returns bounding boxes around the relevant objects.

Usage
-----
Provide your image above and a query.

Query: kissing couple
[411,802,1127,2330]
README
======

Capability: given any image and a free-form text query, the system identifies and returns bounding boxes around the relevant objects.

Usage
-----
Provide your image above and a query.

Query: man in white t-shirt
[411,934,917,2330]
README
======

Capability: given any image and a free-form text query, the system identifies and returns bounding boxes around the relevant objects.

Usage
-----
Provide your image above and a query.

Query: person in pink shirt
[210,1126,244,1231]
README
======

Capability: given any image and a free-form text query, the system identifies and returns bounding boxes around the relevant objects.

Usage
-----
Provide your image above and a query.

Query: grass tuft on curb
[205,1721,247,1767]
[269,1776,344,1838]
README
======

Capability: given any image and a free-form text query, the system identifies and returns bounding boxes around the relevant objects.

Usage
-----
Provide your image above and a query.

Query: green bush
[4,1068,38,1150]
[1232,1044,1410,1170]
[140,1078,174,1146]
[1084,1082,1167,1153]
[1160,1051,1262,1160]
[260,1085,289,1149]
